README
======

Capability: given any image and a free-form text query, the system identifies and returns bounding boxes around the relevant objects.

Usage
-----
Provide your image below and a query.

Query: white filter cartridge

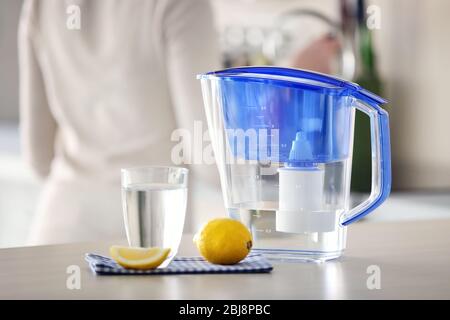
[276,167,336,233]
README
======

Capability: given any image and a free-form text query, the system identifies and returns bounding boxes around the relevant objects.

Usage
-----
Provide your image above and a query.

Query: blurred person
[19,0,222,244]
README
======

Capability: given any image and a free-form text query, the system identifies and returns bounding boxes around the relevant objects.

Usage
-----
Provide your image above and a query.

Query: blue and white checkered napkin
[85,253,273,275]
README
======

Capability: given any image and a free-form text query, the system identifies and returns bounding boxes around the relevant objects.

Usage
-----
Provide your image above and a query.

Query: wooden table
[1,219,449,299]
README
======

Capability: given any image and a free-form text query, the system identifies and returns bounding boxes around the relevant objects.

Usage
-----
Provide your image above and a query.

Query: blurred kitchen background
[1,0,450,247]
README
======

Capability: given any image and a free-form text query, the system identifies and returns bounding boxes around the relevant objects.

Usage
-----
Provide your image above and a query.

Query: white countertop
[1,219,450,299]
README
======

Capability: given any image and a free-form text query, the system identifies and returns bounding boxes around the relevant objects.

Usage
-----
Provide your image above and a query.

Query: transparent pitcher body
[227,160,352,261]
[199,67,391,262]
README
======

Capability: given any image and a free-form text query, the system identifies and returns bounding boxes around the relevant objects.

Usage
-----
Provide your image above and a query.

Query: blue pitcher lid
[198,66,387,106]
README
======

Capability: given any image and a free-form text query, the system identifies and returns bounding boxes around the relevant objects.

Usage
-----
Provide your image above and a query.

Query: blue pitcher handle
[341,99,392,225]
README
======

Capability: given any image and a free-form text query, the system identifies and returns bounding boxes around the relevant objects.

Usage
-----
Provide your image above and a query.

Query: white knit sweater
[19,0,224,244]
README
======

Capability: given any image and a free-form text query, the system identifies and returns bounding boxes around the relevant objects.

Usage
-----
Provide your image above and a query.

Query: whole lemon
[194,218,253,265]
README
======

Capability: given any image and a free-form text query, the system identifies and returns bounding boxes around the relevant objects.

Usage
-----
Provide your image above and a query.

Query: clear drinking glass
[121,166,188,265]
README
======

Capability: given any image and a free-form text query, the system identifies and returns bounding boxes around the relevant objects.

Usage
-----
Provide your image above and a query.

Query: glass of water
[121,166,188,265]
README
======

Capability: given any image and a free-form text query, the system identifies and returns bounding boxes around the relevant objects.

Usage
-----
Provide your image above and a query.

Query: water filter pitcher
[198,67,391,261]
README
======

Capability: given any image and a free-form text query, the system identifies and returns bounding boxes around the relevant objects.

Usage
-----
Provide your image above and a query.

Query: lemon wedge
[109,245,171,269]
